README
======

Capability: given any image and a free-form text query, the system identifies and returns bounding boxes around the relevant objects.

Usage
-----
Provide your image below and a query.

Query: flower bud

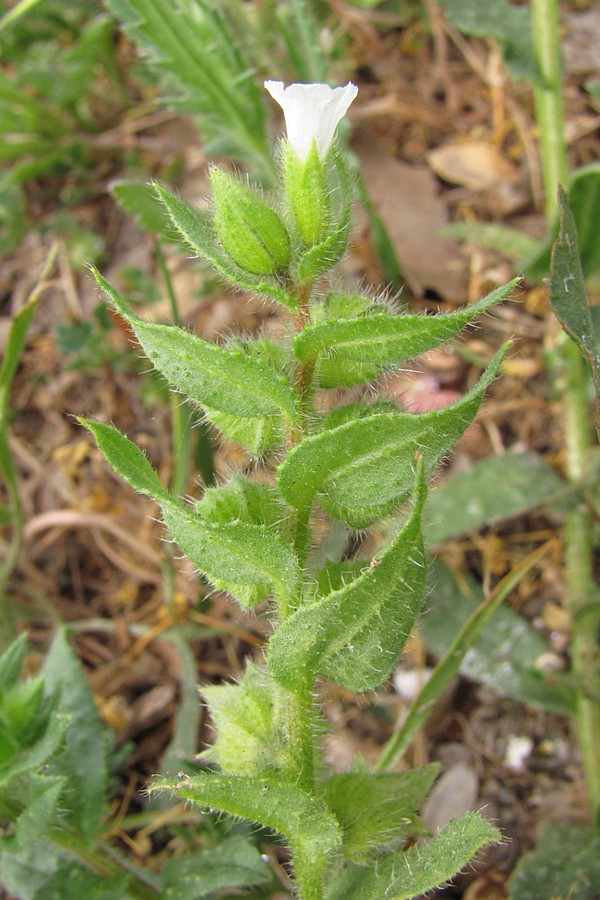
[210,168,291,276]
[265,81,358,249]
[282,140,330,246]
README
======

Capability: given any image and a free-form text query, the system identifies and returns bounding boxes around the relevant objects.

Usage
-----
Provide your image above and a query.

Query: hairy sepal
[277,344,507,527]
[91,270,299,428]
[294,148,354,282]
[153,184,298,310]
[80,420,300,608]
[268,460,427,693]
[295,279,518,373]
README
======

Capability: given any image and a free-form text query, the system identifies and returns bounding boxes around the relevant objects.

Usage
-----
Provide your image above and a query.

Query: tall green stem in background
[531,0,567,219]
[531,0,600,822]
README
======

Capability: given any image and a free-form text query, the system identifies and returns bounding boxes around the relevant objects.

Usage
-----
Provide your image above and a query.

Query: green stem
[531,0,568,222]
[155,240,196,616]
[531,0,600,822]
[155,240,192,498]
[562,336,600,822]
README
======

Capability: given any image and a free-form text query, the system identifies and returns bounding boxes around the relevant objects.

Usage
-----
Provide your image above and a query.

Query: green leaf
[0,299,37,422]
[151,772,342,886]
[509,822,600,900]
[202,405,284,455]
[14,774,65,849]
[201,662,295,777]
[420,560,576,714]
[268,463,427,693]
[160,498,300,608]
[325,811,501,900]
[104,0,269,168]
[295,280,517,368]
[0,838,61,900]
[161,836,270,898]
[154,186,298,309]
[325,765,438,863]
[81,422,299,607]
[0,713,68,783]
[526,164,600,282]
[568,163,600,279]
[79,419,169,501]
[278,345,507,527]
[549,185,600,407]
[3,677,45,746]
[316,355,383,388]
[110,179,172,237]
[436,0,536,82]
[32,866,130,900]
[91,270,299,424]
[0,293,39,588]
[310,559,370,600]
[0,634,27,692]
[196,475,286,531]
[442,222,540,263]
[424,451,569,545]
[40,629,107,841]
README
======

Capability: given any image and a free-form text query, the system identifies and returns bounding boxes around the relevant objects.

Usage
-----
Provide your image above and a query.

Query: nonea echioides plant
[82,81,516,898]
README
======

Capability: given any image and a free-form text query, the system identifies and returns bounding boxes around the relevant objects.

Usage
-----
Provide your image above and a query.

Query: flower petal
[265,81,358,161]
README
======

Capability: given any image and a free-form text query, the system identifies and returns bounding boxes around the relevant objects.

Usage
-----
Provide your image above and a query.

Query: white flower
[264,81,358,162]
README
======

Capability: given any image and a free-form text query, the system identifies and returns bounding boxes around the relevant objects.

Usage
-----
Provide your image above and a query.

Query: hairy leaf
[110,179,172,237]
[325,765,438,863]
[0,634,28,692]
[152,773,342,884]
[424,451,569,545]
[80,418,168,501]
[82,421,300,607]
[91,270,299,424]
[509,822,600,900]
[41,629,107,840]
[325,811,501,899]
[0,713,68,783]
[201,662,295,777]
[196,475,286,531]
[278,346,507,527]
[268,463,427,692]
[161,498,300,608]
[33,866,131,900]
[295,280,517,367]
[13,774,65,850]
[105,0,269,168]
[202,405,284,455]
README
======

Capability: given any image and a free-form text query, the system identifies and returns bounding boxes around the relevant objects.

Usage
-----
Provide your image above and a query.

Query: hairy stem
[279,279,324,894]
